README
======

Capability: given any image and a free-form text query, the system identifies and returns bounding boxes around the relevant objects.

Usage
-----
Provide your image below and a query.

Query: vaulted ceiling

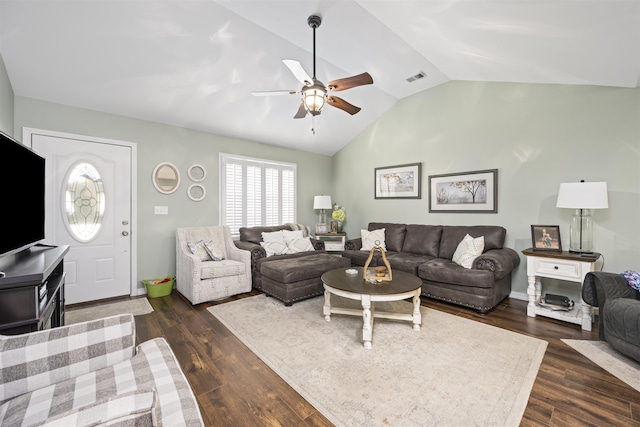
[1,1,638,155]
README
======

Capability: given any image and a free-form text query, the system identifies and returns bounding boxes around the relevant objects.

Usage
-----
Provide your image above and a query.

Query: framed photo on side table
[531,225,562,251]
[315,223,329,234]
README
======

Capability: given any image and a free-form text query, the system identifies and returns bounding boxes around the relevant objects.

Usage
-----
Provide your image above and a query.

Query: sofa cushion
[402,225,442,256]
[342,250,385,267]
[438,226,505,260]
[201,259,248,279]
[452,234,485,269]
[361,228,386,251]
[261,253,350,284]
[386,252,435,275]
[369,222,407,252]
[35,390,158,427]
[418,258,495,288]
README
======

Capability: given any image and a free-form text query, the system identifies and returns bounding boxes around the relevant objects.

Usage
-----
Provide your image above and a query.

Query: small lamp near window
[313,195,332,225]
[556,180,608,254]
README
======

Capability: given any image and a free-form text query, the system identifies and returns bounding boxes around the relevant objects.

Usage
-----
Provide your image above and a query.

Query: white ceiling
[1,1,638,156]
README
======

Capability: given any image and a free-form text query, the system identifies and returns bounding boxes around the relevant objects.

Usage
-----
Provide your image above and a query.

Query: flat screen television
[0,131,46,258]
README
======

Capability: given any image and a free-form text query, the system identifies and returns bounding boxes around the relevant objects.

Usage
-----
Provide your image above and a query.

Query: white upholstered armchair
[175,226,252,304]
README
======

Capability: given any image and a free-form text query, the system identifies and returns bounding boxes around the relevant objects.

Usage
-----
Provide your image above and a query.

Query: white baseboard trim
[509,291,528,301]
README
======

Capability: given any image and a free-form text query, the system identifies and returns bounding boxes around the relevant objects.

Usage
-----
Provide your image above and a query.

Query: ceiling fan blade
[326,96,361,115]
[252,90,298,96]
[294,101,307,119]
[283,59,313,86]
[327,72,373,92]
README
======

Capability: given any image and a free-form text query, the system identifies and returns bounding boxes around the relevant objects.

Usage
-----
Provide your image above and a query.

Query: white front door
[26,129,136,304]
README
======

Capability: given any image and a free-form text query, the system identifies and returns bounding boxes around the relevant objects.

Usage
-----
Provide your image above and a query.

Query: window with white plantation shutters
[220,153,296,236]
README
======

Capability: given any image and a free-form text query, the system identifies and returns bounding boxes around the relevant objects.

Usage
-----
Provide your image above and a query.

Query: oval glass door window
[64,162,105,242]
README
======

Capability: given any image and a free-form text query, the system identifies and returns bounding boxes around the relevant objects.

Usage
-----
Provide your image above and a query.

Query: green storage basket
[143,276,175,298]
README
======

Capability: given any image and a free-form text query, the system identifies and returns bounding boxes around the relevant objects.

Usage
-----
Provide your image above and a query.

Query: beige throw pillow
[286,237,314,253]
[203,240,225,261]
[262,230,285,243]
[452,234,485,269]
[260,241,289,257]
[361,228,386,251]
[282,229,304,242]
[187,240,211,261]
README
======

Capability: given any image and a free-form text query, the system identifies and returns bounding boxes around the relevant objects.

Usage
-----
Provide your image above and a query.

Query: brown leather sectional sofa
[342,222,520,314]
[234,224,350,305]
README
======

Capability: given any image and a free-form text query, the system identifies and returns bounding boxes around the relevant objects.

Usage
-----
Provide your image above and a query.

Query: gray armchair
[582,271,640,363]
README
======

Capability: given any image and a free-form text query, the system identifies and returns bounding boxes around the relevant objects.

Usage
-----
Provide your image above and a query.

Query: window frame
[220,153,297,237]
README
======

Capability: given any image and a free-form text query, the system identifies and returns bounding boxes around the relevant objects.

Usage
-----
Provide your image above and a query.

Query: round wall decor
[188,184,206,201]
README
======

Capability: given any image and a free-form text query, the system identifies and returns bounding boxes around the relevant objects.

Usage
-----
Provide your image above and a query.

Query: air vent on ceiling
[406,71,427,83]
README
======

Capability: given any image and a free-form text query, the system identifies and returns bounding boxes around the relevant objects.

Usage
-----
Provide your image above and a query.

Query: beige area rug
[65,297,154,325]
[562,339,640,392]
[208,295,547,427]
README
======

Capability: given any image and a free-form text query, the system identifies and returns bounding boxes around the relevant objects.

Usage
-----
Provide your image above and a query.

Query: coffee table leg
[323,289,332,322]
[412,291,421,331]
[362,294,373,349]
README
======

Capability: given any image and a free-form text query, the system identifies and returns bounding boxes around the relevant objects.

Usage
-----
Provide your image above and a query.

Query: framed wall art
[374,163,421,199]
[531,225,562,251]
[428,169,497,213]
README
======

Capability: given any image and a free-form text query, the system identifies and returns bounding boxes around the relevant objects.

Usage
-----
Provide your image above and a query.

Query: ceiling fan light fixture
[302,84,326,115]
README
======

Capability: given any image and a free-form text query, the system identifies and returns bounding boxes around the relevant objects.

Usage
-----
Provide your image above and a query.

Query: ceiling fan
[252,14,373,122]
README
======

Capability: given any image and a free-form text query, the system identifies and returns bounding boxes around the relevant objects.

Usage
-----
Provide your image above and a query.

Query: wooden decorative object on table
[363,241,392,282]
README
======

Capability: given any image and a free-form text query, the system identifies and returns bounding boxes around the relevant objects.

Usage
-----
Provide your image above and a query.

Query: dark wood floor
[69,291,640,426]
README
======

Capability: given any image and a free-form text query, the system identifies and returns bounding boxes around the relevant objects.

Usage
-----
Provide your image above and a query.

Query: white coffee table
[321,267,422,349]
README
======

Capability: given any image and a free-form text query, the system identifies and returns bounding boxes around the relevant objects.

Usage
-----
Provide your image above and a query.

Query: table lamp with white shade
[556,180,608,254]
[313,195,332,225]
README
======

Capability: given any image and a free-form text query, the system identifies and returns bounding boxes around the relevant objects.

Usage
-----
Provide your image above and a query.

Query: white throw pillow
[286,237,314,253]
[361,229,386,251]
[262,230,285,242]
[260,241,288,257]
[203,240,225,261]
[282,229,304,242]
[452,234,485,269]
[187,240,211,261]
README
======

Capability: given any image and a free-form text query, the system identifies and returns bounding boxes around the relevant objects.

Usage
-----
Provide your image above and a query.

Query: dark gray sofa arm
[345,238,362,251]
[311,238,326,251]
[583,271,638,341]
[234,240,267,273]
[472,248,520,279]
[582,272,635,307]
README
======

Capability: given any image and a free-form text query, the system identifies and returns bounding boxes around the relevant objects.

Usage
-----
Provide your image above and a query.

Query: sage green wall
[0,54,14,136]
[333,81,640,298]
[13,96,333,293]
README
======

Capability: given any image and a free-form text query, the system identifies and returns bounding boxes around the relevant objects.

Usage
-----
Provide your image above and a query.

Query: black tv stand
[35,243,59,248]
[0,245,69,334]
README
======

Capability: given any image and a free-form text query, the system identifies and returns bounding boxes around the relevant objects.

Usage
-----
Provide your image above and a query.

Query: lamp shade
[556,182,608,209]
[313,195,332,210]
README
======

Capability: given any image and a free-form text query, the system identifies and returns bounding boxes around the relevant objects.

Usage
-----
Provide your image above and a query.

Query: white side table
[522,248,600,331]
[315,232,346,252]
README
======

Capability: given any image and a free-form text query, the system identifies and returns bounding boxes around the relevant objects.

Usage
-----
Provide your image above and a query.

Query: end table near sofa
[315,232,347,253]
[522,248,600,331]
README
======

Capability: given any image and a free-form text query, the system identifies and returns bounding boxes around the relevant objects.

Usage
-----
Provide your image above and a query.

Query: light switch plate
[154,206,169,215]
